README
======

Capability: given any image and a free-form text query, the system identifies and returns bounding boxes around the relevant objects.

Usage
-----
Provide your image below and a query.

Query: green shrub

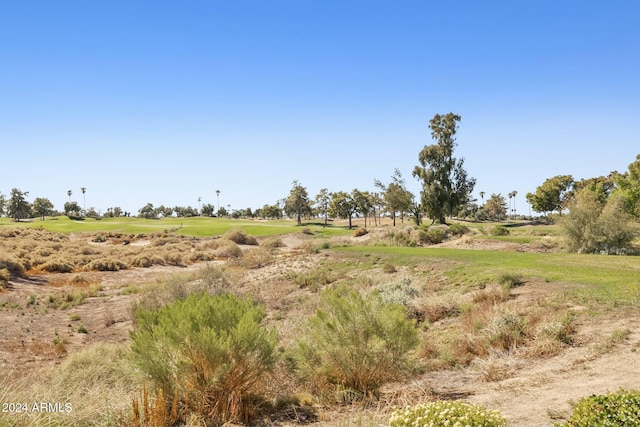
[497,272,524,289]
[490,225,510,236]
[449,222,470,236]
[223,228,258,245]
[486,311,527,351]
[419,225,448,244]
[130,292,278,425]
[559,389,640,426]
[295,284,421,398]
[389,400,507,427]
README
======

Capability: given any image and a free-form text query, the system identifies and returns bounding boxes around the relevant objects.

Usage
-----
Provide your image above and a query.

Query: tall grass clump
[129,292,278,425]
[389,401,507,427]
[223,228,258,245]
[558,389,640,426]
[294,284,421,399]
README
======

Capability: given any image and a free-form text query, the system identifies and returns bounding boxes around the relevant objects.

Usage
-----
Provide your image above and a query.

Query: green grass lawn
[338,246,640,307]
[0,216,352,237]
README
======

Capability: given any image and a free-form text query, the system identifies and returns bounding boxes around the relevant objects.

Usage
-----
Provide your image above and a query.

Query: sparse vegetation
[389,401,507,427]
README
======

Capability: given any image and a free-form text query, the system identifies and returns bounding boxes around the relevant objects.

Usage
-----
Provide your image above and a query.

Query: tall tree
[80,187,86,214]
[374,169,413,226]
[485,193,507,221]
[0,192,5,217]
[8,188,31,221]
[329,191,357,229]
[413,113,476,224]
[612,154,640,218]
[216,189,221,216]
[67,189,72,202]
[526,175,574,216]
[32,197,54,220]
[352,190,374,228]
[315,188,331,227]
[285,181,310,225]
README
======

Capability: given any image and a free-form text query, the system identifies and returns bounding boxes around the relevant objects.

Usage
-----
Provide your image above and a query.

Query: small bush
[213,240,243,258]
[418,225,448,245]
[353,228,368,237]
[381,263,397,273]
[389,400,507,427]
[449,222,470,236]
[40,258,75,273]
[490,225,510,236]
[0,268,9,288]
[130,292,278,425]
[559,389,640,427]
[87,258,127,271]
[486,311,527,351]
[295,285,421,397]
[497,272,524,289]
[223,229,258,245]
[229,248,274,269]
[262,237,285,249]
[375,277,419,307]
[385,229,417,247]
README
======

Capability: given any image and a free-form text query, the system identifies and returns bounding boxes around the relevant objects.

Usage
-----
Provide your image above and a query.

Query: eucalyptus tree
[413,113,476,224]
[526,175,574,216]
[33,197,54,220]
[315,188,331,227]
[374,169,413,226]
[485,193,507,221]
[329,191,357,229]
[8,188,31,221]
[352,190,374,228]
[285,180,310,225]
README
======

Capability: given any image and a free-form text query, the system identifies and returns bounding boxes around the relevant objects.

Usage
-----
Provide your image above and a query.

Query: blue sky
[1,1,639,216]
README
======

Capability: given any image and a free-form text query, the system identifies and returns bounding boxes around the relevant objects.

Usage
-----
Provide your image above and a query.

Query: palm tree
[67,190,72,202]
[511,190,518,220]
[479,191,485,205]
[198,196,202,215]
[81,187,86,215]
[216,190,220,216]
[507,192,514,220]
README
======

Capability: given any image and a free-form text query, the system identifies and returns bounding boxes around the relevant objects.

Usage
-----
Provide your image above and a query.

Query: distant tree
[526,175,574,216]
[329,191,357,229]
[315,188,331,227]
[64,201,82,217]
[32,197,54,220]
[612,154,640,218]
[138,203,156,219]
[67,189,72,202]
[216,189,221,215]
[0,192,5,216]
[574,175,615,205]
[8,188,31,221]
[217,206,228,218]
[80,187,86,214]
[371,192,384,226]
[285,180,311,225]
[201,203,215,217]
[352,190,374,228]
[413,113,476,224]
[375,169,414,226]
[261,204,282,220]
[479,191,485,205]
[113,206,123,217]
[485,193,507,221]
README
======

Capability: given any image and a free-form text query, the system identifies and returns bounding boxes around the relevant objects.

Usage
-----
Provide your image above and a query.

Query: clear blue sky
[1,1,638,216]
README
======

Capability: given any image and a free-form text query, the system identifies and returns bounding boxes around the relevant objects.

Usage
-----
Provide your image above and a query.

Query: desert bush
[490,225,510,236]
[389,400,507,427]
[559,389,640,427]
[223,228,258,245]
[562,190,636,255]
[87,258,128,271]
[295,284,421,398]
[229,247,274,269]
[497,272,524,289]
[212,240,243,258]
[40,258,75,273]
[381,262,397,273]
[449,222,470,236]
[418,225,448,244]
[353,228,368,237]
[0,268,9,288]
[287,268,340,291]
[262,237,285,249]
[130,292,278,425]
[374,277,419,307]
[0,255,26,276]
[385,229,417,247]
[486,311,527,351]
